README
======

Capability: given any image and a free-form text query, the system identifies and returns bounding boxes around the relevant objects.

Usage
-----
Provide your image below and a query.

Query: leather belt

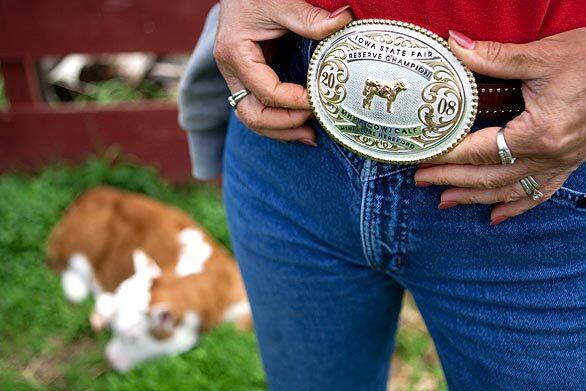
[475,74,525,123]
[289,35,526,124]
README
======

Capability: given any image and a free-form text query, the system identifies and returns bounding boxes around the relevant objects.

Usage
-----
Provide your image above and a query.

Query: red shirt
[308,0,586,43]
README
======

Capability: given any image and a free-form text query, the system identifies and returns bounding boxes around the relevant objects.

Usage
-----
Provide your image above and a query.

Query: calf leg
[91,292,117,331]
[222,299,253,331]
[363,94,373,109]
[61,253,93,303]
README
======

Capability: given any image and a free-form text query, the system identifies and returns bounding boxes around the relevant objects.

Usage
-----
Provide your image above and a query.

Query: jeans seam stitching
[361,178,371,265]
[396,175,412,273]
[369,177,382,268]
[367,166,414,180]
[360,163,376,266]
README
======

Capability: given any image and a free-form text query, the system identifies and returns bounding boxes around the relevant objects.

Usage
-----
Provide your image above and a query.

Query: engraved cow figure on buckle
[362,78,408,113]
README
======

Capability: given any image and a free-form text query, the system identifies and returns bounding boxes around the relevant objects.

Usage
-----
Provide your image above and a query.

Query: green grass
[0,69,168,108]
[395,323,447,390]
[73,79,169,104]
[0,157,262,390]
[0,157,444,390]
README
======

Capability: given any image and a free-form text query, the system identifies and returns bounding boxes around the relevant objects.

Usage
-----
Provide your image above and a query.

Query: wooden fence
[0,0,217,182]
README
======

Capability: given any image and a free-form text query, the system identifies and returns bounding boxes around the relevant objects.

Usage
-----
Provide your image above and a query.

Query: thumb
[447,30,546,79]
[275,1,353,40]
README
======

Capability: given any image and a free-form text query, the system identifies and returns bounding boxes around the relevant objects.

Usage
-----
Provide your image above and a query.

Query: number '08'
[438,98,456,115]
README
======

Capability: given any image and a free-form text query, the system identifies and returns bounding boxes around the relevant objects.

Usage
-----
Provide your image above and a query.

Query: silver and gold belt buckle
[308,20,477,164]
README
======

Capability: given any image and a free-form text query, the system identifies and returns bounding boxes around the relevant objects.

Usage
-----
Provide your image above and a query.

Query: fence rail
[0,0,217,182]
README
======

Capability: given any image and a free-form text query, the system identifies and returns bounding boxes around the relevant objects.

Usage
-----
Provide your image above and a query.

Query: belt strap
[475,75,524,123]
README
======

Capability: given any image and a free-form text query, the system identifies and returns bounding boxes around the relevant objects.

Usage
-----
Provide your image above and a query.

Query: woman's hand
[214,0,352,145]
[414,28,586,225]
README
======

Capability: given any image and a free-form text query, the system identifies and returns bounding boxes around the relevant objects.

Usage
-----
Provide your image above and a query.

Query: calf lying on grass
[46,186,251,371]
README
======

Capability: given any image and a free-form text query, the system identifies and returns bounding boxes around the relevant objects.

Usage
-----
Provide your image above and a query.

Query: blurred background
[0,1,445,389]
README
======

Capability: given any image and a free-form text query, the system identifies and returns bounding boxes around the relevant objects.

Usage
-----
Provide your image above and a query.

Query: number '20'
[321,71,335,88]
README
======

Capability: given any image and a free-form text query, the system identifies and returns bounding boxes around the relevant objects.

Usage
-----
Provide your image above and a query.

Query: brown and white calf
[47,186,251,371]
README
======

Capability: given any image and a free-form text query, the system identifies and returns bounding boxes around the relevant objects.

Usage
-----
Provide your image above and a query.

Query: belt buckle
[308,20,477,164]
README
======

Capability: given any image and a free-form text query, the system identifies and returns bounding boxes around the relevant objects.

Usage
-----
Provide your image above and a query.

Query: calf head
[394,80,407,93]
[102,250,200,372]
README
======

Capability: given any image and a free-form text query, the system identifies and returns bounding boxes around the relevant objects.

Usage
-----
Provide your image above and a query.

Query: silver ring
[519,176,541,198]
[228,89,249,109]
[496,127,516,165]
[520,178,533,196]
[526,176,540,190]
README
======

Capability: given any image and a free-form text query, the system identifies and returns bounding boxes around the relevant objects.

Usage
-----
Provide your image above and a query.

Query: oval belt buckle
[308,20,477,164]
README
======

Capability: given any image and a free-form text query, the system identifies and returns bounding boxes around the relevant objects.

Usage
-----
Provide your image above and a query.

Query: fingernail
[419,163,436,169]
[438,201,458,210]
[415,181,432,187]
[328,5,351,19]
[448,30,476,50]
[299,138,318,147]
[490,215,508,226]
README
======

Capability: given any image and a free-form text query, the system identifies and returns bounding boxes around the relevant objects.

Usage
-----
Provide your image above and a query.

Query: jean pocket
[550,187,586,211]
[549,165,586,211]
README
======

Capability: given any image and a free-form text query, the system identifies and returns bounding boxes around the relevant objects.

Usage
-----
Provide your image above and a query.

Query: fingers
[489,174,569,223]
[414,161,531,189]
[435,173,569,226]
[258,124,316,143]
[447,30,547,80]
[438,175,549,207]
[490,197,543,225]
[500,110,582,162]
[236,95,313,131]
[275,2,353,40]
[217,40,310,110]
[213,0,352,145]
[233,40,310,109]
[428,126,501,165]
[435,110,572,167]
[215,1,352,112]
[222,70,315,142]
[235,95,315,142]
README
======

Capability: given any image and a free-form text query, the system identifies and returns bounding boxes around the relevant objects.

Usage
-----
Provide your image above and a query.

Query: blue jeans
[223,37,586,390]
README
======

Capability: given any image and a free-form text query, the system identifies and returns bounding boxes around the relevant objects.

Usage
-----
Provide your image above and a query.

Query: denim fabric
[223,36,586,391]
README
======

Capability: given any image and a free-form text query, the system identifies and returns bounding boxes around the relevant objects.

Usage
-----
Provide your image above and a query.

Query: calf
[47,186,251,371]
[362,77,408,113]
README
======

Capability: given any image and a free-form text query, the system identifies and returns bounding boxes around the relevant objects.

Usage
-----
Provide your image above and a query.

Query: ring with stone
[532,190,545,201]
[519,176,541,198]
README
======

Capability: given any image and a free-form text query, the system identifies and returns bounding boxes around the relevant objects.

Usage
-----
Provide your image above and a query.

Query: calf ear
[149,304,176,338]
[132,250,162,280]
